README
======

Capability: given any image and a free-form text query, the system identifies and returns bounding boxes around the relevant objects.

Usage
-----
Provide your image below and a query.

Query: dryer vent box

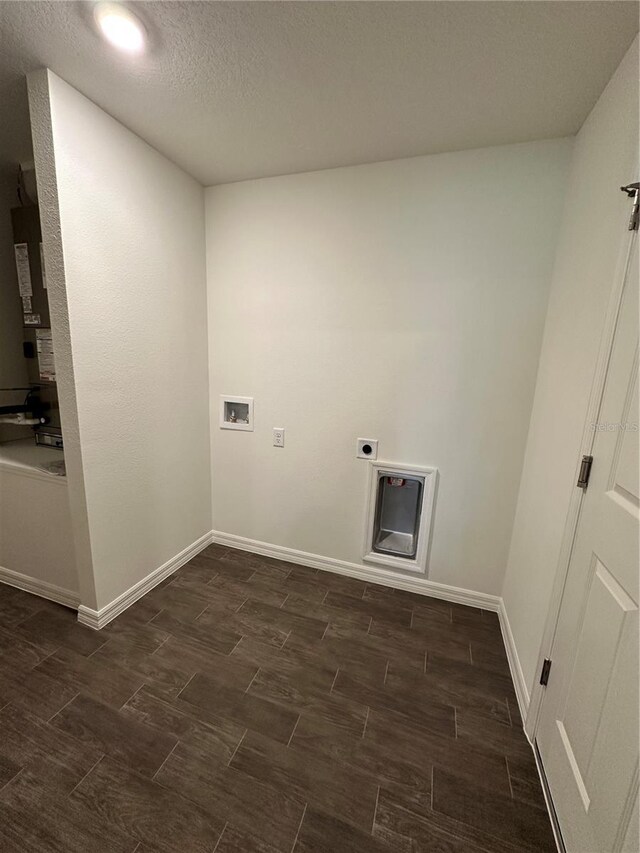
[363,462,437,575]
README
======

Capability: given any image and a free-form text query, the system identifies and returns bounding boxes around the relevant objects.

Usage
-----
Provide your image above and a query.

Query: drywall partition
[27,70,94,609]
[28,69,211,613]
[0,167,31,444]
[501,37,639,706]
[205,138,572,596]
[0,465,78,605]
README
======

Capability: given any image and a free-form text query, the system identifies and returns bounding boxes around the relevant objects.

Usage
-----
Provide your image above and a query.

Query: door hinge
[620,182,639,231]
[540,658,552,686]
[576,454,593,489]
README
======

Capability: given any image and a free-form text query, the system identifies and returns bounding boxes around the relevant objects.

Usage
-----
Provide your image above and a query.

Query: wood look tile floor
[0,545,555,853]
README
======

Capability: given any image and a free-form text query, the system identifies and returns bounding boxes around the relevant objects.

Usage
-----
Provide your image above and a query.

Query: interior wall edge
[26,66,97,610]
[77,529,214,630]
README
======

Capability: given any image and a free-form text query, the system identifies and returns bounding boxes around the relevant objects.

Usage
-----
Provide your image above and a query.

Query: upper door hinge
[540,658,552,686]
[577,454,593,489]
[620,182,639,231]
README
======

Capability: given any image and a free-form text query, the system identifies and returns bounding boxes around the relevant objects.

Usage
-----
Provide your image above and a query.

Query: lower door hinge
[577,455,593,489]
[620,182,639,231]
[540,658,552,687]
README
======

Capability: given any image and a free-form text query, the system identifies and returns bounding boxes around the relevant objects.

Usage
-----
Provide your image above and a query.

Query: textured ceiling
[0,1,637,185]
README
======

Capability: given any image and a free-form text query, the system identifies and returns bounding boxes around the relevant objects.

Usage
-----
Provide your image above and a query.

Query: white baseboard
[77,530,214,630]
[499,597,531,728]
[211,530,501,612]
[0,565,80,609]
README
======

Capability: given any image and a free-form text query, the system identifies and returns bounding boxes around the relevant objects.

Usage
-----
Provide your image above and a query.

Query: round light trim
[94,2,145,54]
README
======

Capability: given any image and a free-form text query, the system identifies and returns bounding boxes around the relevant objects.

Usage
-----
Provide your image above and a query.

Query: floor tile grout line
[287,713,301,747]
[118,682,146,712]
[279,593,290,610]
[149,635,170,657]
[0,765,22,795]
[468,641,473,665]
[505,695,514,727]
[175,670,198,701]
[244,666,261,694]
[454,706,458,738]
[31,647,60,669]
[362,706,370,739]
[211,821,227,853]
[193,605,210,621]
[46,689,82,724]
[85,638,109,659]
[393,793,487,852]
[151,739,179,781]
[195,604,209,624]
[424,650,428,674]
[67,752,105,798]
[372,784,381,834]
[329,666,340,694]
[430,764,434,810]
[229,634,245,656]
[383,661,389,685]
[505,756,515,800]
[290,802,308,853]
[280,629,292,650]
[226,729,246,767]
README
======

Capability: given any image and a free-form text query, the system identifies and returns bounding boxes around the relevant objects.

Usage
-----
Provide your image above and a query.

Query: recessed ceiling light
[94,2,146,54]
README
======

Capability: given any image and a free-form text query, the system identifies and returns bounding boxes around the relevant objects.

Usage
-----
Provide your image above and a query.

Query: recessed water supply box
[219,395,253,431]
[363,462,437,574]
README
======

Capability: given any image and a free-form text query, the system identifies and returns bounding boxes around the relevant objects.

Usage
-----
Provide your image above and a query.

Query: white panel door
[537,235,639,853]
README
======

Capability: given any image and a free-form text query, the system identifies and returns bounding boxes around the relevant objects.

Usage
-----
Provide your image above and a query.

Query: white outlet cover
[357,438,378,460]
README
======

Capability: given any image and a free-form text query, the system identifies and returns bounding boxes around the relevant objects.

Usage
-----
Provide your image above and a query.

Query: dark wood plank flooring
[0,545,555,852]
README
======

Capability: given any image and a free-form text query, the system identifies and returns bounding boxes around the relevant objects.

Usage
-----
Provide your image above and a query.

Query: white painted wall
[29,70,211,611]
[0,466,77,600]
[205,139,572,595]
[502,38,639,699]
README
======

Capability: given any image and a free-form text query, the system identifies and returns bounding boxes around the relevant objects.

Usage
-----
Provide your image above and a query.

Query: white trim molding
[0,565,80,609]
[210,530,501,612]
[499,598,531,728]
[77,530,214,630]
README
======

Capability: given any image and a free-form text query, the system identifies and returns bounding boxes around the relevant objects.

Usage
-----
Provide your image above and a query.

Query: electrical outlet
[273,428,285,447]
